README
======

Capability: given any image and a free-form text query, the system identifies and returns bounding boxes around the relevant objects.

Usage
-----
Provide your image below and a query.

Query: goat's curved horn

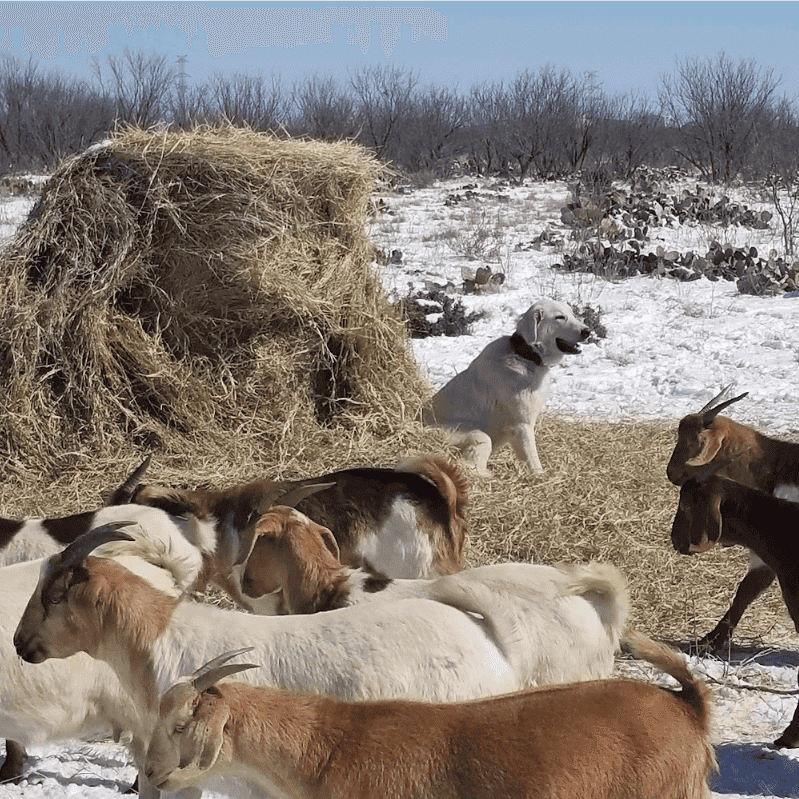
[255,481,336,515]
[59,522,137,571]
[192,647,259,693]
[277,482,336,509]
[109,455,152,504]
[701,390,749,425]
[699,384,733,414]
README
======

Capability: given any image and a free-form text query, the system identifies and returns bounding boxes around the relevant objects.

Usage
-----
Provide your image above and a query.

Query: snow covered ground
[1,172,798,797]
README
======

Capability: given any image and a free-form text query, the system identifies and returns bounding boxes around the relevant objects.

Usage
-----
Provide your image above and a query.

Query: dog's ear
[522,306,543,345]
[516,302,549,348]
[532,308,544,343]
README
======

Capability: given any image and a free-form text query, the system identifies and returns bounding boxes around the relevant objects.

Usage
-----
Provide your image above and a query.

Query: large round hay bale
[0,124,430,476]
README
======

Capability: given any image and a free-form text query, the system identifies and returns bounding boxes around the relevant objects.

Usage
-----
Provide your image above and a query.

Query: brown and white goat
[128,453,469,580]
[666,386,799,651]
[671,473,799,747]
[145,630,715,799]
[0,456,149,568]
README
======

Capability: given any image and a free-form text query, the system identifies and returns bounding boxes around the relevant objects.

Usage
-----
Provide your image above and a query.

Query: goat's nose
[14,637,45,663]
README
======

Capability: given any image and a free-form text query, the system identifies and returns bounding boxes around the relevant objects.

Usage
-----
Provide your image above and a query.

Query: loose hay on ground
[0,412,792,651]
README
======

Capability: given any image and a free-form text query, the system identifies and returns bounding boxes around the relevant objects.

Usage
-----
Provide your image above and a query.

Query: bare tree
[466,81,509,176]
[0,55,112,171]
[91,49,178,127]
[293,74,357,139]
[756,97,799,257]
[348,64,419,161]
[209,72,289,129]
[557,71,607,175]
[591,91,664,178]
[658,52,781,183]
[469,67,604,181]
[400,84,468,173]
[27,77,113,166]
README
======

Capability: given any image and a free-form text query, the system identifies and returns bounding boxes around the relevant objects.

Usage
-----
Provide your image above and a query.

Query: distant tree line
[1,49,798,185]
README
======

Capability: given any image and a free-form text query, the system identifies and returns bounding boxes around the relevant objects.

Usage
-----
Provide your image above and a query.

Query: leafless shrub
[348,63,419,161]
[91,49,179,127]
[658,52,782,184]
[0,55,113,172]
[292,74,357,140]
[208,72,290,130]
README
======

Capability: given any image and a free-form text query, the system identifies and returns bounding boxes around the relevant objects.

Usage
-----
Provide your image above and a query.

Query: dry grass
[462,413,795,649]
[0,411,793,651]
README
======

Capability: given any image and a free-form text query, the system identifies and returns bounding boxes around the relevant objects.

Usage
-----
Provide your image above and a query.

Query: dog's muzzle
[556,338,582,354]
[556,328,590,355]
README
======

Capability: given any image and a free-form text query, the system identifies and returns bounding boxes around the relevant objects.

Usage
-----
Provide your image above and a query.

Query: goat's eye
[174,724,185,734]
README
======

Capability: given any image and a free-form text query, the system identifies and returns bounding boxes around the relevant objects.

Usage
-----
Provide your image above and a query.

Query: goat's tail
[562,562,630,647]
[624,628,714,738]
[396,453,470,570]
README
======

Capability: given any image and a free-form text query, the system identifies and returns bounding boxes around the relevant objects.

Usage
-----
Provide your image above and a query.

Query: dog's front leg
[450,429,493,476]
[509,424,543,471]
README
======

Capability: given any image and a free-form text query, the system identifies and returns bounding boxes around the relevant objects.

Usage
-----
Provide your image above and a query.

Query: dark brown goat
[671,473,799,747]
[667,387,799,651]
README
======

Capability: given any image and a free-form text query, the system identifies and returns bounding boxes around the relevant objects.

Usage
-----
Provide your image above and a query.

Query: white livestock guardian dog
[424,299,590,474]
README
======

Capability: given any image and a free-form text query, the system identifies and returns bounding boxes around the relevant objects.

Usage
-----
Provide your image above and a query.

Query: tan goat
[145,630,716,799]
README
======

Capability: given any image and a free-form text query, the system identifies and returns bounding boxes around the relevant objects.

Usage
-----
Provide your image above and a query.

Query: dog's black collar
[509,332,543,366]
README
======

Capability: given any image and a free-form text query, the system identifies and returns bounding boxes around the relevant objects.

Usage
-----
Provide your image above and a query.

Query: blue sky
[0,2,797,101]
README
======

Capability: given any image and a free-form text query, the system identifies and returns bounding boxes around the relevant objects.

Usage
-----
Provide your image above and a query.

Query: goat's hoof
[773,727,799,749]
[0,741,27,784]
[696,630,731,655]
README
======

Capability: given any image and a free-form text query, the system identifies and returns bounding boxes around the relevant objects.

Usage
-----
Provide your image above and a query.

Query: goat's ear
[316,524,340,561]
[685,427,724,467]
[254,511,282,540]
[191,699,230,772]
